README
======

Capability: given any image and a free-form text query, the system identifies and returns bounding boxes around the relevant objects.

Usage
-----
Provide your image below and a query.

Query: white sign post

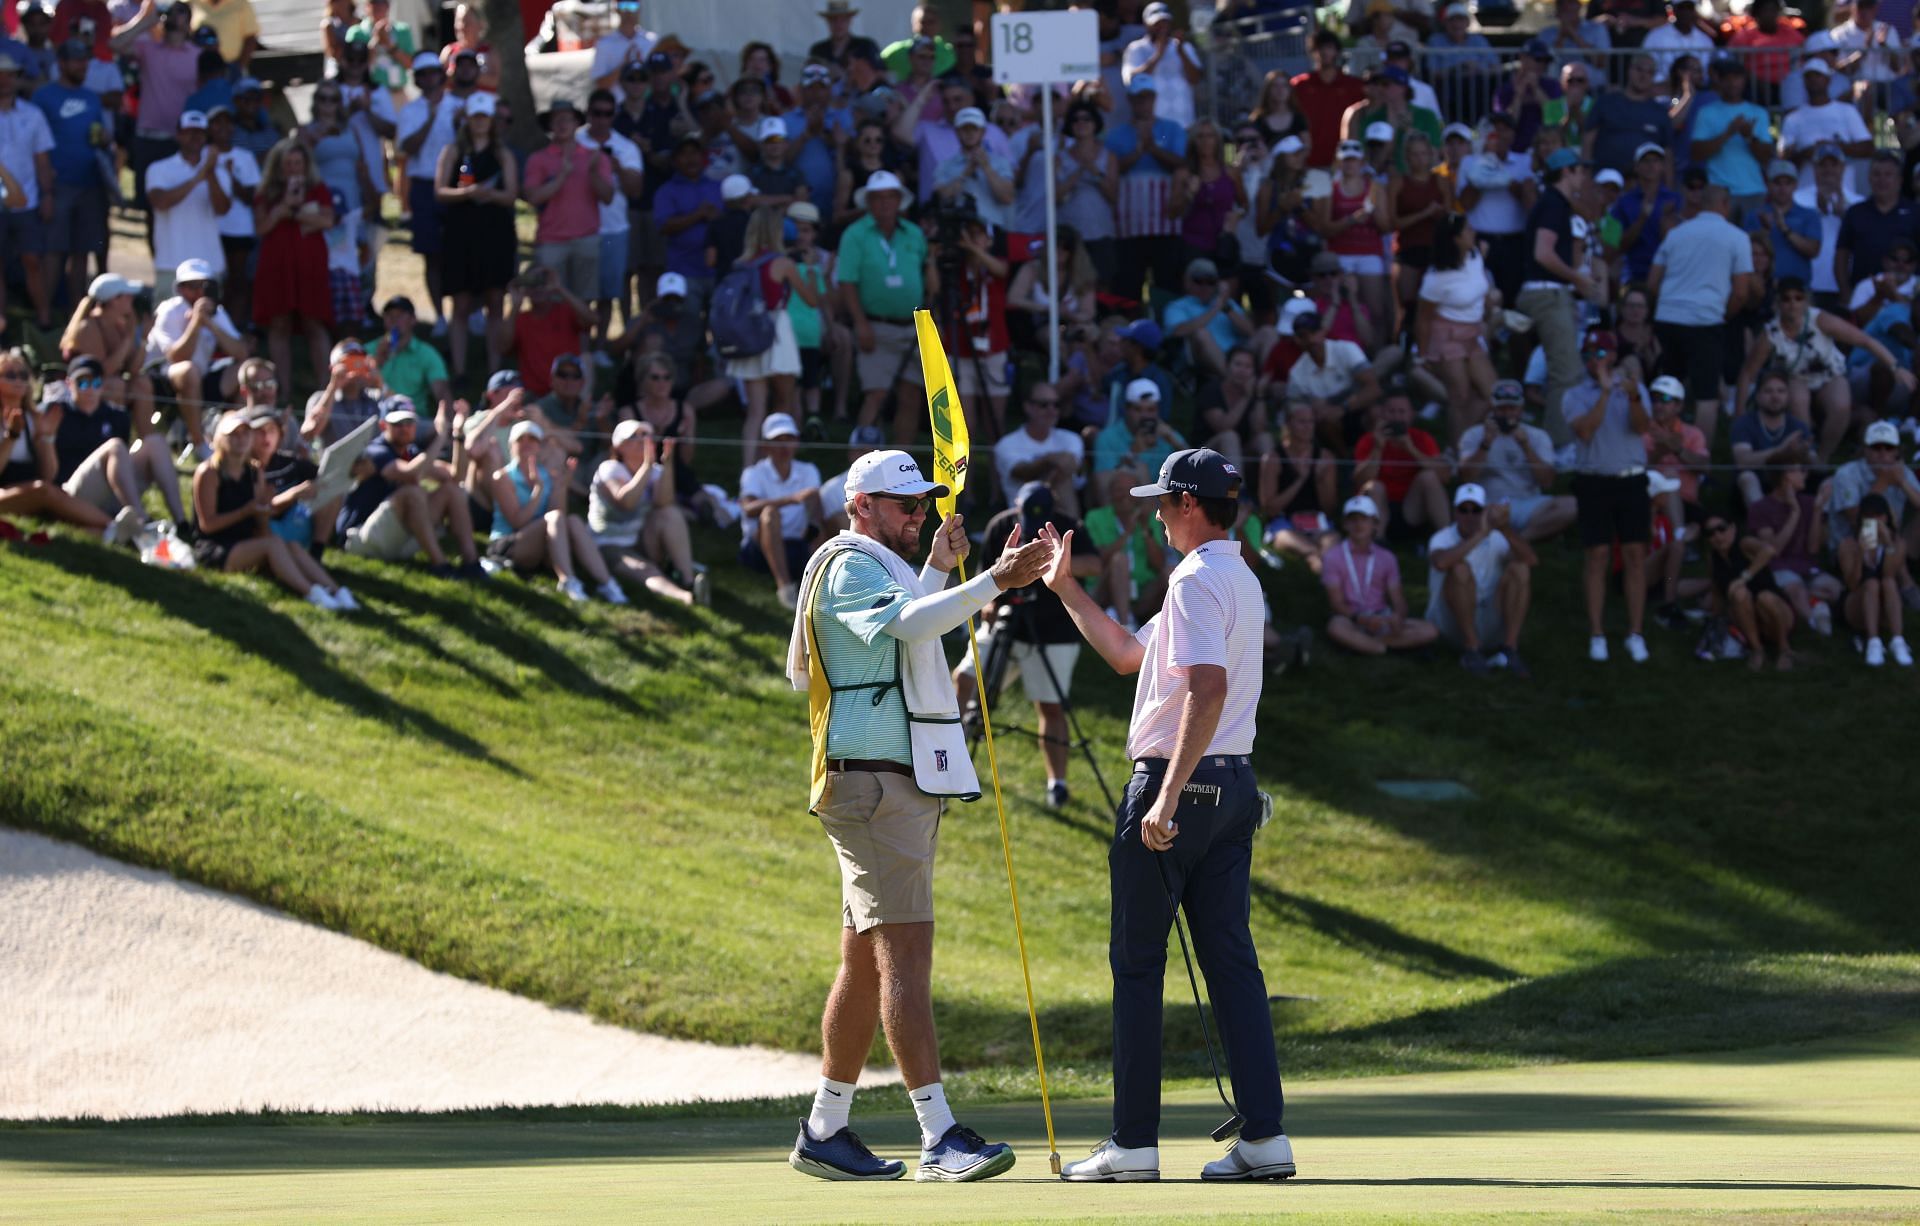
[992,10,1100,385]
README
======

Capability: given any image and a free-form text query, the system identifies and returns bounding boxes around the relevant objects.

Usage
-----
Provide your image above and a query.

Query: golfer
[782,448,1051,1184]
[1042,448,1295,1183]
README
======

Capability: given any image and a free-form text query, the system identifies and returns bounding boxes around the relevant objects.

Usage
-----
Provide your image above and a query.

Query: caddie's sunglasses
[876,493,934,513]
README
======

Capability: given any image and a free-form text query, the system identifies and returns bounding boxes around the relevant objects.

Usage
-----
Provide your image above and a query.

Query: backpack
[710,255,777,361]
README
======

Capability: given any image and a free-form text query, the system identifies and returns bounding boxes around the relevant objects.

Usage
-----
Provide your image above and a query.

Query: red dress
[253,184,334,327]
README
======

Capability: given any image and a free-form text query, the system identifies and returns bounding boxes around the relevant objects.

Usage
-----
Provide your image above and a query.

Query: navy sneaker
[916,1123,1016,1183]
[788,1119,905,1181]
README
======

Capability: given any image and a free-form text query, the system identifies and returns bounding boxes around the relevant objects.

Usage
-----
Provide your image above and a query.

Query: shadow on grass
[35,543,523,776]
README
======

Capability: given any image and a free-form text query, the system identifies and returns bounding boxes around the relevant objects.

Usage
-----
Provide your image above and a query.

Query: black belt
[828,758,913,777]
[1133,755,1251,773]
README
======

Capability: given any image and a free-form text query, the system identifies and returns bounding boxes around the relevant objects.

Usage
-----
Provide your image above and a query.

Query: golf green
[5,1027,1916,1223]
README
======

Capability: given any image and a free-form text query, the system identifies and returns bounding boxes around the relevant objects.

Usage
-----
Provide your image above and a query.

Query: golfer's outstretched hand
[928,511,969,571]
[989,524,1052,590]
[1037,521,1077,594]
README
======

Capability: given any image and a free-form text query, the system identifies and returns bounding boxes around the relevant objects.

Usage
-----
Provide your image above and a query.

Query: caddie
[783,447,1051,1183]
[1041,448,1296,1183]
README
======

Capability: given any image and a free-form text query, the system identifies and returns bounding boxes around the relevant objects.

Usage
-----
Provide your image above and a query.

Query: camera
[930,193,982,252]
[1385,421,1408,437]
[1495,415,1517,433]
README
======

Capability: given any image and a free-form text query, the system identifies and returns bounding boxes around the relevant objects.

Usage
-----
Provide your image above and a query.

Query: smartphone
[1862,518,1881,550]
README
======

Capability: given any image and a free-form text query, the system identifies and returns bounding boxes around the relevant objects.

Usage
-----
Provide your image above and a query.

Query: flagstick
[952,554,1062,1174]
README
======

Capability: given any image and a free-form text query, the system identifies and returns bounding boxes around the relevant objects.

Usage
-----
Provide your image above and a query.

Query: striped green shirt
[812,549,914,764]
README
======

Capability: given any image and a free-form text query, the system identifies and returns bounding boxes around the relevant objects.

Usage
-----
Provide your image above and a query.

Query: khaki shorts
[953,349,1012,401]
[953,624,1079,705]
[62,443,130,514]
[343,499,419,561]
[815,770,939,932]
[855,319,926,397]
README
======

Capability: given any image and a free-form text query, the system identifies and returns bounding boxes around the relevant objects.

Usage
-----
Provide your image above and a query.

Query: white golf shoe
[1059,1137,1159,1183]
[1201,1132,1297,1181]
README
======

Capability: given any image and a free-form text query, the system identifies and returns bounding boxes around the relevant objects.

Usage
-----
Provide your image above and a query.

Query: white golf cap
[845,448,949,498]
[1595,168,1625,188]
[1442,121,1475,142]
[1651,374,1687,400]
[1801,58,1832,77]
[1142,1,1173,22]
[465,91,497,116]
[1343,494,1380,520]
[1443,0,1470,16]
[761,412,801,440]
[87,272,133,300]
[1336,139,1364,160]
[863,169,905,195]
[1647,469,1682,497]
[721,173,754,201]
[1365,120,1395,143]
[611,419,648,446]
[508,419,545,443]
[213,411,252,437]
[174,257,216,283]
[656,271,688,297]
[177,109,207,130]
[757,116,789,142]
[953,106,987,129]
[1865,419,1901,446]
[1453,482,1488,508]
[382,403,419,425]
[1125,376,1161,403]
[1277,296,1319,337]
[1275,134,1305,154]
[1634,141,1666,162]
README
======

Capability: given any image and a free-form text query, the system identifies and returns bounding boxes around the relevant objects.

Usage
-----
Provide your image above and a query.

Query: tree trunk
[481,0,542,152]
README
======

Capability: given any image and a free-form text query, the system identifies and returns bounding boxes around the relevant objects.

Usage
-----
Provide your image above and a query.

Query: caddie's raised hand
[990,524,1052,590]
[927,510,969,571]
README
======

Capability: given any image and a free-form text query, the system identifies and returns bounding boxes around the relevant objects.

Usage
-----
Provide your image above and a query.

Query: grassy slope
[5,489,1919,1095]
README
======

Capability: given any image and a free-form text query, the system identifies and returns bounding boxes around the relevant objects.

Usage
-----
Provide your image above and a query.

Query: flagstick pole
[952,555,1061,1175]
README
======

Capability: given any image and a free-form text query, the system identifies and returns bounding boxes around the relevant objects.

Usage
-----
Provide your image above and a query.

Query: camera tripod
[963,600,1117,813]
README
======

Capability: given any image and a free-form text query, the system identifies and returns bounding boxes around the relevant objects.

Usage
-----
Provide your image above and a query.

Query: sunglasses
[1706,522,1733,535]
[1653,393,1682,403]
[72,377,103,389]
[0,370,25,382]
[555,369,583,379]
[1868,443,1898,452]
[875,493,934,513]
[1456,504,1485,514]
[589,108,615,117]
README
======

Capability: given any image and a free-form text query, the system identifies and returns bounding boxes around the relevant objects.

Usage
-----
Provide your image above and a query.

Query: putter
[1153,851,1245,1143]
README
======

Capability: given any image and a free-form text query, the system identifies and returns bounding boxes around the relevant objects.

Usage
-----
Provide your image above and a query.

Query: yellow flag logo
[916,310,969,521]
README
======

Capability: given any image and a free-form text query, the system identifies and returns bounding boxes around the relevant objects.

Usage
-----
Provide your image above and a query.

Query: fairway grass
[5,1026,1916,1223]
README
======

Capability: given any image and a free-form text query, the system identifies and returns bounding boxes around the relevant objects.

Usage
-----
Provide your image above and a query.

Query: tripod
[963,599,1117,812]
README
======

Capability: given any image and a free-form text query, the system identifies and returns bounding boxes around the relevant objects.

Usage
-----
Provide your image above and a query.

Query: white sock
[806,1076,856,1139]
[910,1082,958,1150]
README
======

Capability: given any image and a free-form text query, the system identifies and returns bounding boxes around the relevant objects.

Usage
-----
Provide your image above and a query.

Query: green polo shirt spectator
[881,34,955,80]
[835,210,929,321]
[371,297,449,421]
[1355,105,1444,175]
[346,17,417,91]
[1081,504,1169,590]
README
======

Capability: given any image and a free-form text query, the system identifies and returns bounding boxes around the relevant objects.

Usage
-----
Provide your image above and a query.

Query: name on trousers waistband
[1133,755,1252,772]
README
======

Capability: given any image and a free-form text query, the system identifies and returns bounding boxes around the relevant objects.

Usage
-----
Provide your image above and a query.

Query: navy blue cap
[1015,480,1054,516]
[1130,448,1243,500]
[1524,36,1553,59]
[1119,318,1162,350]
[486,369,522,393]
[646,51,675,72]
[1710,53,1746,74]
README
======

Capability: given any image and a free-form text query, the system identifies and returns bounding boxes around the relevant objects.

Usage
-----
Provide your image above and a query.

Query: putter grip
[1050,1152,1062,1174]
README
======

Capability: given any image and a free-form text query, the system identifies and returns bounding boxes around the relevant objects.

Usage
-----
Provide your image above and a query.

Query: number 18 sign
[991,9,1100,85]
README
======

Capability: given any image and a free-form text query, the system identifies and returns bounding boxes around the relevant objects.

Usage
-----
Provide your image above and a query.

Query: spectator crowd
[5,0,1920,683]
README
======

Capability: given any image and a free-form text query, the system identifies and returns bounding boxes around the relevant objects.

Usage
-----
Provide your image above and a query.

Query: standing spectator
[191,414,348,607]
[1122,1,1203,129]
[727,205,824,461]
[1648,183,1756,442]
[834,169,929,446]
[146,110,230,298]
[748,116,804,210]
[738,412,821,609]
[1797,143,1859,305]
[434,91,516,379]
[617,54,678,306]
[487,419,624,604]
[48,353,187,530]
[995,383,1083,517]
[337,401,483,574]
[784,62,852,224]
[1170,118,1242,265]
[932,105,1013,233]
[1106,76,1186,305]
[900,77,1008,209]
[205,105,261,327]
[1746,458,1842,632]
[52,0,114,62]
[1834,152,1920,294]
[1690,57,1773,219]
[1456,379,1577,541]
[437,4,497,92]
[0,53,54,332]
[807,0,879,83]
[397,51,457,335]
[880,5,953,80]
[1322,494,1438,655]
[1840,491,1912,666]
[113,0,198,224]
[524,97,613,308]
[348,0,414,100]
[1547,0,1612,70]
[925,210,1012,440]
[1427,483,1538,675]
[1493,39,1567,154]
[1832,0,1905,115]
[1726,0,1802,110]
[1425,1,1499,126]
[1391,131,1449,328]
[1563,329,1654,663]
[1291,31,1367,170]
[1287,308,1382,448]
[588,419,703,606]
[1583,53,1672,181]
[1461,112,1534,306]
[654,133,724,320]
[229,75,282,166]
[1414,211,1495,441]
[1247,69,1308,151]
[1642,0,1716,77]
[147,257,245,458]
[589,0,654,91]
[491,265,593,401]
[1518,147,1596,447]
[1314,139,1392,338]
[252,138,334,387]
[1747,158,1822,286]
[32,38,105,318]
[577,88,644,357]
[1054,104,1118,285]
[1353,383,1448,544]
[1779,62,1872,190]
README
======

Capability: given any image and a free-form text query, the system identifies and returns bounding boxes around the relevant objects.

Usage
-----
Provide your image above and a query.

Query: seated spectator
[1643,374,1710,531]
[1322,493,1437,655]
[252,138,337,391]
[1746,461,1842,635]
[146,258,247,462]
[1286,309,1381,449]
[491,264,594,399]
[994,383,1082,516]
[1426,483,1538,676]
[1353,383,1446,543]
[1193,345,1267,469]
[191,414,352,609]
[738,413,822,609]
[1842,492,1913,667]
[1081,467,1172,630]
[1731,370,1816,505]
[302,339,385,449]
[1701,510,1796,671]
[0,350,111,535]
[146,109,233,300]
[1829,419,1920,561]
[1256,399,1339,571]
[60,274,148,405]
[1737,276,1909,463]
[245,399,337,562]
[1454,379,1576,542]
[1164,257,1258,381]
[337,398,482,575]
[1007,224,1100,336]
[1100,319,1174,421]
[47,353,186,531]
[1092,378,1184,483]
[487,419,623,603]
[588,419,704,606]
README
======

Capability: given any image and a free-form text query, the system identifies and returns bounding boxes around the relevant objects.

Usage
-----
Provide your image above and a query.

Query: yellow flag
[916,309,969,521]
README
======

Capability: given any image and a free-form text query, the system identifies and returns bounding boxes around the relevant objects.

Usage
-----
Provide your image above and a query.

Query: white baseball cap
[761,413,801,440]
[465,91,497,116]
[863,169,905,195]
[177,109,207,130]
[213,411,253,437]
[1143,1,1173,23]
[1278,296,1318,337]
[757,116,789,142]
[1336,139,1365,160]
[174,257,216,284]
[1125,377,1161,404]
[509,419,545,444]
[611,420,648,446]
[1634,141,1666,162]
[87,272,133,300]
[953,106,987,130]
[721,173,755,201]
[845,448,950,498]
[1453,482,1488,508]
[1442,122,1475,143]
[656,271,688,298]
[1343,494,1380,520]
[1595,168,1625,188]
[1865,419,1901,446]
[1275,134,1305,154]
[1650,375,1687,400]
[1365,120,1395,143]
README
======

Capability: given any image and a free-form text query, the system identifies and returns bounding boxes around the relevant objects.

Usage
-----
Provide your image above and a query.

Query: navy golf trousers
[1109,756,1284,1150]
